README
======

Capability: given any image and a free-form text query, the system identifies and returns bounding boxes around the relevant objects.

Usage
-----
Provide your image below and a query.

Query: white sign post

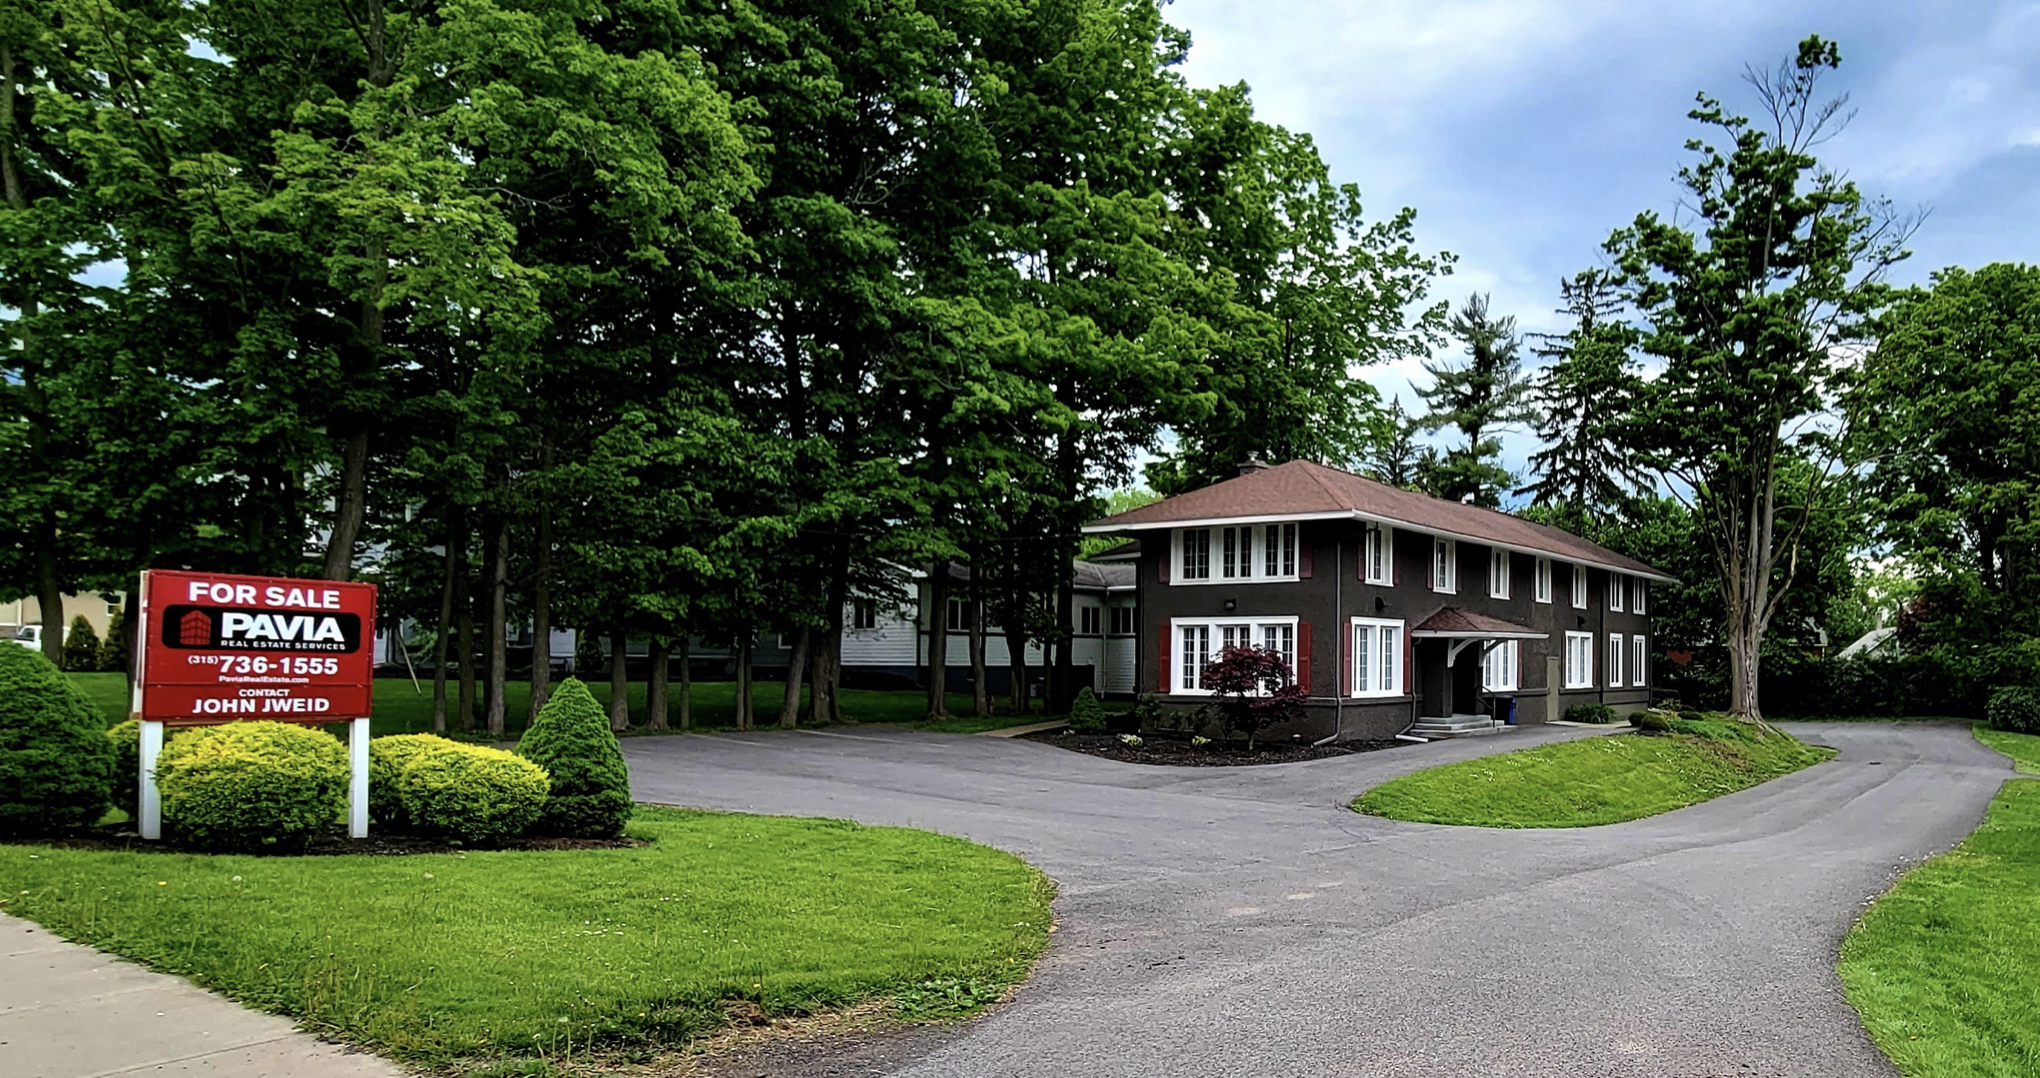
[137,720,164,841]
[349,717,370,839]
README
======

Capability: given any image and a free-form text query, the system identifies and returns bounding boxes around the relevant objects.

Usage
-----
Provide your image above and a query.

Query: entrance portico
[1410,607,1547,736]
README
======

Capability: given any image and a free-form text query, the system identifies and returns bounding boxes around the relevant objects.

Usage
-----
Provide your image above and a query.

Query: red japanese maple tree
[1203,644,1307,752]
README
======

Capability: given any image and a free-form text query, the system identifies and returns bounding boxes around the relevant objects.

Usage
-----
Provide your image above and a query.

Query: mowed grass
[0,807,1052,1068]
[1352,719,1834,827]
[67,672,1058,738]
[1839,727,2040,1078]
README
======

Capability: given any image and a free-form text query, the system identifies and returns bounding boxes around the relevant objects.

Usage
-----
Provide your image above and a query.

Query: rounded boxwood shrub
[1632,711,1675,734]
[1987,685,2040,735]
[156,722,347,852]
[368,733,459,826]
[517,678,631,837]
[398,743,550,845]
[0,644,116,836]
[107,719,142,819]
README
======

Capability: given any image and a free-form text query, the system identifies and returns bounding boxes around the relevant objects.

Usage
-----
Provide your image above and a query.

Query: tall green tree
[1417,292,1532,507]
[1846,262,2040,676]
[1607,36,1912,723]
[1518,269,1646,525]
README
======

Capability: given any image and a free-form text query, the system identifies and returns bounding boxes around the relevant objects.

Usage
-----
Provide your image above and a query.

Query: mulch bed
[1021,729,1405,767]
[8,828,642,856]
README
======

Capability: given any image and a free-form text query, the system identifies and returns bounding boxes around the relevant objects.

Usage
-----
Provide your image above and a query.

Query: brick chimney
[1237,456,1270,477]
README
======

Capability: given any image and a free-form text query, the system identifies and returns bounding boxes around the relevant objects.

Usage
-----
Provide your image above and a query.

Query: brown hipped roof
[1083,459,1672,581]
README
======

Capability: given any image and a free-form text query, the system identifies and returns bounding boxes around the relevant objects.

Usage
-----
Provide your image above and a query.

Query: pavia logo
[160,605,363,653]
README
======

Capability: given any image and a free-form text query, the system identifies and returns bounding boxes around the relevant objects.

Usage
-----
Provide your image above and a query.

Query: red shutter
[1297,621,1312,693]
[1157,624,1170,694]
[1300,539,1314,579]
[1404,630,1412,696]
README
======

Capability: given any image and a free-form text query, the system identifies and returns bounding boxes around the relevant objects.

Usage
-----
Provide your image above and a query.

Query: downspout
[1318,528,1342,746]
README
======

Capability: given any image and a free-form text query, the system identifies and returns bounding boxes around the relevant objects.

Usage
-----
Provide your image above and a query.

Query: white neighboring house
[1836,626,1899,660]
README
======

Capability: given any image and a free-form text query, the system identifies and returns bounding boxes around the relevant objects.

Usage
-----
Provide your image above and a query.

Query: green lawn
[1352,719,1834,827]
[0,807,1052,1070]
[67,672,1062,738]
[1838,726,2040,1078]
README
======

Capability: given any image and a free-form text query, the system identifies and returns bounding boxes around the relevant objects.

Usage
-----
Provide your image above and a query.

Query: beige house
[1,593,126,642]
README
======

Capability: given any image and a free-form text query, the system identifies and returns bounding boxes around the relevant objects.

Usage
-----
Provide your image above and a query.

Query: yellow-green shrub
[396,743,550,845]
[368,733,457,826]
[156,722,346,852]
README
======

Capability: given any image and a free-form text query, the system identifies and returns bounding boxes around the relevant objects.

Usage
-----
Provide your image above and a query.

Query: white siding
[1103,636,1136,694]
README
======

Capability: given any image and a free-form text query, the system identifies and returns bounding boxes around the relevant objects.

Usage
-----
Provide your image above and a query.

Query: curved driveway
[624,721,2011,1078]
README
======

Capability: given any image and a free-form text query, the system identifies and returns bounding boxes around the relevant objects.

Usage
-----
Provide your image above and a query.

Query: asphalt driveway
[624,721,2012,1078]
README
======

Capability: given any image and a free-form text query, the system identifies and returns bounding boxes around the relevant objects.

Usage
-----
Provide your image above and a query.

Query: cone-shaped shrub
[517,677,630,837]
[0,645,116,835]
[62,616,101,671]
[156,722,346,852]
[107,719,142,819]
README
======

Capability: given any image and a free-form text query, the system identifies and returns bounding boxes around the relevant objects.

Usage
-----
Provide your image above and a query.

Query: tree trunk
[779,627,810,729]
[969,592,990,718]
[812,554,845,726]
[484,512,509,738]
[1052,559,1076,713]
[35,518,63,667]
[926,566,949,719]
[677,636,692,729]
[647,639,671,730]
[529,465,552,721]
[735,634,754,729]
[608,628,630,732]
[1006,623,1030,715]
[430,510,459,733]
[455,602,476,732]
[322,428,369,581]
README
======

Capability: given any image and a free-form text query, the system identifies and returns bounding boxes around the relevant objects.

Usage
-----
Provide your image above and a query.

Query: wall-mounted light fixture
[1375,596,1387,613]
[1223,598,1237,612]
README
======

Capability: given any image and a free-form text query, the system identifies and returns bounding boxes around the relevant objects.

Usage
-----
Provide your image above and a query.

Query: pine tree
[1519,269,1647,525]
[1417,293,1536,506]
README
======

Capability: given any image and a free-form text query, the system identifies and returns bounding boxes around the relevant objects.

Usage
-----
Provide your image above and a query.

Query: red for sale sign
[136,569,377,726]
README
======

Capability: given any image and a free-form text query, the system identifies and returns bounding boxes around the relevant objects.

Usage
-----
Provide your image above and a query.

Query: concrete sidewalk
[0,913,400,1078]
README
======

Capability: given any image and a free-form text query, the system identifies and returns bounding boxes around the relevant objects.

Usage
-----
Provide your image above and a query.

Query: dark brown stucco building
[1082,460,1673,742]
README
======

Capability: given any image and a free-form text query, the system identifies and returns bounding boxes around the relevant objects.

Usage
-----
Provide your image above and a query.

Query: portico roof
[1409,607,1549,641]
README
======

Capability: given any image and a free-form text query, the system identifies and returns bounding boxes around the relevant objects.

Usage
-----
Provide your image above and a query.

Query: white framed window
[1489,549,1510,599]
[1179,623,1210,691]
[1221,525,1250,579]
[1633,580,1647,616]
[1180,529,1212,580]
[1535,557,1552,604]
[1609,574,1625,613]
[1364,524,1391,585]
[1108,606,1134,635]
[1632,634,1648,687]
[1571,564,1588,609]
[1564,631,1594,688]
[851,599,878,630]
[1431,538,1457,593]
[1350,618,1406,697]
[1173,617,1299,694]
[945,597,974,632]
[1482,640,1519,692]
[1176,524,1295,585]
[1079,605,1101,635]
[1264,523,1297,578]
[1607,633,1623,688]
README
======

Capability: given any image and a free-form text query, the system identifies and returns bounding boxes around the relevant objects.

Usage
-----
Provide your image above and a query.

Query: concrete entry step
[1409,714,1513,739]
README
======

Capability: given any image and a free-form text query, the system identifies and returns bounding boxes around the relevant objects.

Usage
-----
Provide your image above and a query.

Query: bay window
[1176,523,1296,584]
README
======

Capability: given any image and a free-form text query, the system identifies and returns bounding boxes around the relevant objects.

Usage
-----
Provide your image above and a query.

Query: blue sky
[1167,0,2040,478]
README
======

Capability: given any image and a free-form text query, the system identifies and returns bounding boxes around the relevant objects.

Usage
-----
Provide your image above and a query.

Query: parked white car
[11,624,45,651]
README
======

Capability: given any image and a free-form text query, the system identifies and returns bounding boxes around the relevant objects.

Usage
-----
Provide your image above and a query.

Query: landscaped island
[1840,727,2040,1078]
[1352,717,1834,827]
[0,807,1052,1069]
